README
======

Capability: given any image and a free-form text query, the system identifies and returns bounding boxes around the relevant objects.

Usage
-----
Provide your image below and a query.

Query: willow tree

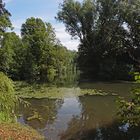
[0,72,17,122]
[57,0,140,80]
[119,0,140,69]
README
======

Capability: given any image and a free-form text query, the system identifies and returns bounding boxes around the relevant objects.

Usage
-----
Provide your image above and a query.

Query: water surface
[18,82,140,140]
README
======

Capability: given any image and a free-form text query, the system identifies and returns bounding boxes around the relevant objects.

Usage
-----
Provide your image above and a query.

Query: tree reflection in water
[18,98,64,129]
[60,118,140,140]
[60,96,140,140]
[17,92,140,140]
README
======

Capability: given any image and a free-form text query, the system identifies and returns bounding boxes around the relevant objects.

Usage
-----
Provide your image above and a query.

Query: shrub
[117,72,140,126]
[0,72,17,122]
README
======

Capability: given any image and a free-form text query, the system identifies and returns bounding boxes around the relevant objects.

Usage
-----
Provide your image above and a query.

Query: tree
[0,72,17,122]
[20,17,78,84]
[57,0,139,80]
[0,0,12,43]
[0,1,25,80]
[117,72,140,126]
[21,17,51,81]
[120,0,140,69]
[0,32,25,80]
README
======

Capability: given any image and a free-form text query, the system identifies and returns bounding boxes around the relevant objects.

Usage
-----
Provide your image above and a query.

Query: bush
[117,72,140,126]
[0,72,17,122]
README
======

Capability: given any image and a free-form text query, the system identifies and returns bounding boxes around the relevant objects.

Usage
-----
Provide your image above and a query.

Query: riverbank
[14,81,117,99]
[0,123,44,140]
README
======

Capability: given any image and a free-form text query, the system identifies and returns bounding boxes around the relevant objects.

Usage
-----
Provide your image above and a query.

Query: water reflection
[18,98,63,129]
[60,96,117,140]
[61,119,140,140]
[43,97,81,140]
[18,95,119,140]
[17,83,140,140]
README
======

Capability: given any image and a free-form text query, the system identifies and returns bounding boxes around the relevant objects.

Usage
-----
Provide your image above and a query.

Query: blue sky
[3,0,80,50]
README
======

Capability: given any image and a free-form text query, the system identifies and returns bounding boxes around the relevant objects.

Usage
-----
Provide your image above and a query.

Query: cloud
[54,23,79,51]
[12,20,79,51]
[5,0,80,50]
[3,0,12,4]
[12,19,25,29]
[11,19,26,36]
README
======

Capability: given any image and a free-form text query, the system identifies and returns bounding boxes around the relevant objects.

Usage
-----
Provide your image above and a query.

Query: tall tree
[21,17,78,83]
[57,0,140,80]
[21,17,49,81]
[0,32,25,79]
[120,0,140,68]
[21,17,63,82]
[0,0,12,43]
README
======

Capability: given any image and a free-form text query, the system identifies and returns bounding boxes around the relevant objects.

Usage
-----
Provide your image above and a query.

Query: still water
[18,82,140,140]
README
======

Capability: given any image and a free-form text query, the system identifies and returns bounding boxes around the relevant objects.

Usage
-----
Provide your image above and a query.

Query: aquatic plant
[14,81,114,99]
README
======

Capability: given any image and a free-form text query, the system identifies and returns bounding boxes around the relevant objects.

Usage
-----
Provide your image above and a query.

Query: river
[17,82,140,140]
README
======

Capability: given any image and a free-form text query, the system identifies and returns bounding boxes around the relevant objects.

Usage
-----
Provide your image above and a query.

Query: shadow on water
[60,119,140,140]
[60,95,140,140]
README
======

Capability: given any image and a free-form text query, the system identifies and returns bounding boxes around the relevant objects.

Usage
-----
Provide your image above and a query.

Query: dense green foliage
[0,0,12,40]
[1,0,139,82]
[0,32,25,79]
[57,0,140,80]
[117,73,140,126]
[0,16,77,84]
[0,72,17,122]
[20,17,77,83]
[0,0,77,84]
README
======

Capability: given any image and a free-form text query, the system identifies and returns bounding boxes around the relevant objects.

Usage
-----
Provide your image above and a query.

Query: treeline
[0,1,77,84]
[0,0,139,83]
[57,0,140,81]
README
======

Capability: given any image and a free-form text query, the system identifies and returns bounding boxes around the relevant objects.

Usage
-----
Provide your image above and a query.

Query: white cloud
[12,19,25,29]
[12,19,79,51]
[3,0,12,4]
[54,23,79,51]
[11,19,26,36]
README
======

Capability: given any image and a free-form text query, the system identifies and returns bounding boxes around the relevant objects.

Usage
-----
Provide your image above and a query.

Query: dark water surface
[18,83,140,140]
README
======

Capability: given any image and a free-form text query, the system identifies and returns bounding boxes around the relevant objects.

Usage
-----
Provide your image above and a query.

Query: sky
[3,0,80,51]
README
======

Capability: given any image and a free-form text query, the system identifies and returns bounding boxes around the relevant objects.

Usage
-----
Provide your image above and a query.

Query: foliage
[0,32,25,80]
[0,0,12,40]
[0,15,77,84]
[47,66,57,82]
[0,72,17,122]
[19,17,78,83]
[117,72,140,126]
[57,0,140,80]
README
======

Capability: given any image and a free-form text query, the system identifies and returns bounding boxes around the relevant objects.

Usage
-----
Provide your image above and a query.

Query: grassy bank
[0,123,44,140]
[14,81,117,99]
